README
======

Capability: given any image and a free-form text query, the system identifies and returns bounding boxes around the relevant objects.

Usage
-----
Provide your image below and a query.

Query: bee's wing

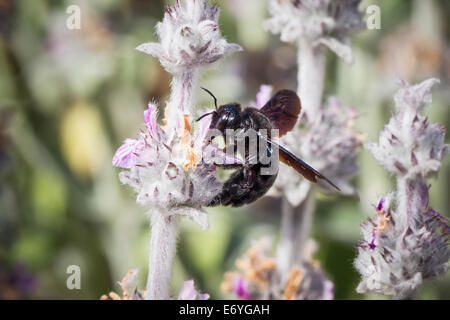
[259,90,301,137]
[258,133,340,191]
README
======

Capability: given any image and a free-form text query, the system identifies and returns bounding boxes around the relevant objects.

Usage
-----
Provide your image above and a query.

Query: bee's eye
[221,114,228,122]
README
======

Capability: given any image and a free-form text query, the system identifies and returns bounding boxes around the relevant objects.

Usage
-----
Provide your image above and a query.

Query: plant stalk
[297,39,326,121]
[276,189,316,278]
[276,39,326,277]
[146,212,179,300]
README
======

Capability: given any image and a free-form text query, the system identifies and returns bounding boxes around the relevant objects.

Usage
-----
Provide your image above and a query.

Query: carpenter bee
[197,88,339,207]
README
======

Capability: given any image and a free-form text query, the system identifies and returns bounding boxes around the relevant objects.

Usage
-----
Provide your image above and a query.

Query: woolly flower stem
[297,40,326,120]
[394,177,430,301]
[277,39,325,276]
[277,189,316,277]
[145,69,199,299]
[169,70,200,127]
[396,178,415,229]
[146,212,179,300]
[394,177,424,300]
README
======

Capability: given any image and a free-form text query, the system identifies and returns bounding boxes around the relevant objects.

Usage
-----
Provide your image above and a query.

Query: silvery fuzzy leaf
[169,207,209,230]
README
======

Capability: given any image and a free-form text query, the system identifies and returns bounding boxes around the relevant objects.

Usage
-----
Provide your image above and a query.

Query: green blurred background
[0,0,449,299]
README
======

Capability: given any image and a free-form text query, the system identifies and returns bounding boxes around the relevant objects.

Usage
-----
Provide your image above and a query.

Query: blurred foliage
[0,0,449,299]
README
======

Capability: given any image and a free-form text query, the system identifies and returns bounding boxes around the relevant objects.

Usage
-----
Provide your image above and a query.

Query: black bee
[197,88,339,207]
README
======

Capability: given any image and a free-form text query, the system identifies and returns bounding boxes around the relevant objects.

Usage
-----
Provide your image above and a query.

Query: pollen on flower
[113,101,223,223]
[179,114,192,143]
[102,270,209,300]
[282,268,303,300]
[241,247,276,290]
[221,240,276,297]
[221,272,235,293]
[375,207,391,233]
[161,102,172,129]
[183,114,191,131]
[183,147,198,172]
[100,292,122,300]
[100,269,143,300]
[223,238,334,300]
[179,114,199,172]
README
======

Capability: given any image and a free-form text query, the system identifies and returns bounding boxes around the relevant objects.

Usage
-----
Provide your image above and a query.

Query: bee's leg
[243,167,255,188]
[207,168,252,207]
[215,163,243,170]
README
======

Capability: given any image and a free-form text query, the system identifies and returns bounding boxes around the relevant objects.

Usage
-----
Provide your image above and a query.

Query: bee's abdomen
[207,166,278,207]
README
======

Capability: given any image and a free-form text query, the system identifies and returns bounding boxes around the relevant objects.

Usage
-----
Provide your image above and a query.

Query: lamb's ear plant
[354,78,450,300]
[220,0,363,300]
[101,269,209,300]
[112,0,241,300]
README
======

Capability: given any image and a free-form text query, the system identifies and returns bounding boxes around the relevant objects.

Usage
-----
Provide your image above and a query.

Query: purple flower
[113,103,230,229]
[222,238,334,300]
[102,270,209,300]
[368,78,448,179]
[136,0,241,75]
[355,79,450,299]
[233,278,251,300]
[112,139,144,168]
[264,0,363,64]
[177,280,209,300]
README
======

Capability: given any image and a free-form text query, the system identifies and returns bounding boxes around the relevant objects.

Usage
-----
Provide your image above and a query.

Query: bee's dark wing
[258,133,340,191]
[279,145,340,190]
[260,90,301,137]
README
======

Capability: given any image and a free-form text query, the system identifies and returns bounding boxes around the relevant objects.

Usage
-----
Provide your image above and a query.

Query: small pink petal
[144,103,160,137]
[233,278,250,300]
[199,293,210,300]
[177,280,196,300]
[376,197,385,211]
[112,139,143,168]
[177,280,209,300]
[322,280,334,300]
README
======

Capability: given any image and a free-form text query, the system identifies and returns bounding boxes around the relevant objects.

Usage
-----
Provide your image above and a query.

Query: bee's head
[196,88,241,134]
[213,103,241,132]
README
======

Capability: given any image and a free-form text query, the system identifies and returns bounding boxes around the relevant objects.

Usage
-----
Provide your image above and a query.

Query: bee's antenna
[201,87,218,111]
[196,111,215,122]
